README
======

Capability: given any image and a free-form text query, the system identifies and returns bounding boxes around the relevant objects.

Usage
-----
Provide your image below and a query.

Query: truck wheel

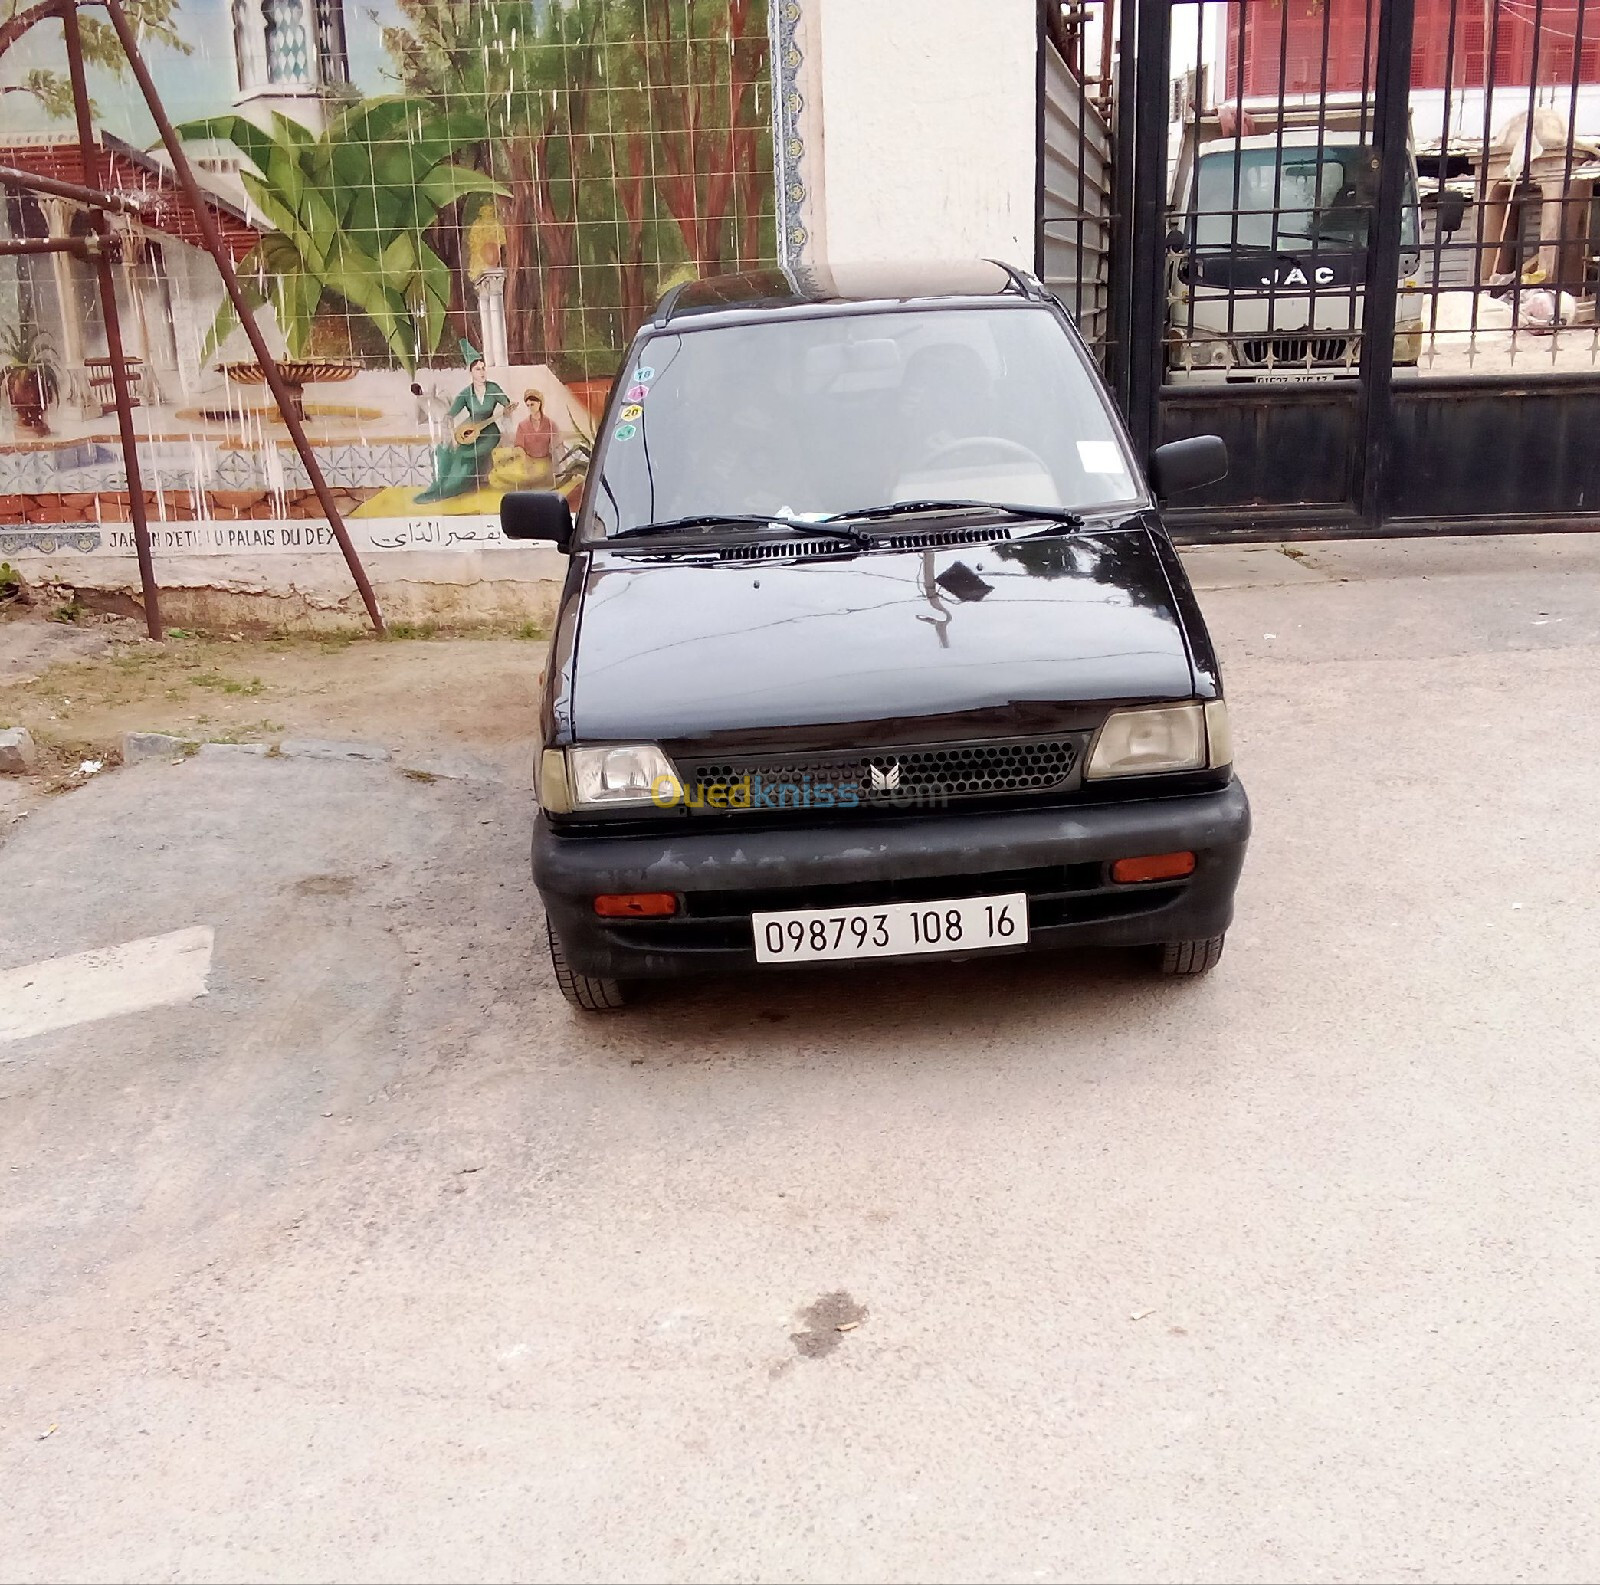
[546,918,631,1011]
[1158,933,1226,977]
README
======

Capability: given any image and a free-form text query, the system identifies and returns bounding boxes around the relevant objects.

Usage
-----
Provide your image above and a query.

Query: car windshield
[1192,144,1418,253]
[586,305,1140,536]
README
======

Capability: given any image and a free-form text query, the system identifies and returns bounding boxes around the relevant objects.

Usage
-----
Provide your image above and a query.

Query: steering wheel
[916,435,1051,473]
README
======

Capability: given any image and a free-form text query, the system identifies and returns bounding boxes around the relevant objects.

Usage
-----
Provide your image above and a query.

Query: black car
[503,262,1249,1011]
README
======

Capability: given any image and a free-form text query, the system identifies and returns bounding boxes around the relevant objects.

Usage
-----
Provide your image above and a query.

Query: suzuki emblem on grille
[869,761,902,791]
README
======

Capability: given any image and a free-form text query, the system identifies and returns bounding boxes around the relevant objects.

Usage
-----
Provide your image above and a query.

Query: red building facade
[1225,0,1600,99]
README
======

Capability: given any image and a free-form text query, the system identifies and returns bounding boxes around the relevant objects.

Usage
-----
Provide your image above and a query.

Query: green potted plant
[1,320,61,436]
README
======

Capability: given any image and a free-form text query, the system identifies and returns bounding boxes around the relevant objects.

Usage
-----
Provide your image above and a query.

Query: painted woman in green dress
[415,340,511,504]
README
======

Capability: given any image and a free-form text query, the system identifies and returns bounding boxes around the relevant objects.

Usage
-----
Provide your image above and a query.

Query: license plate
[1247,370,1339,383]
[753,892,1029,964]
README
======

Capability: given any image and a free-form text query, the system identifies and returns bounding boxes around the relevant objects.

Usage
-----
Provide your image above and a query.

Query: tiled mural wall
[0,0,780,556]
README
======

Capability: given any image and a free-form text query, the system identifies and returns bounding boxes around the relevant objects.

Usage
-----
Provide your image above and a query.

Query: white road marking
[0,926,214,1045]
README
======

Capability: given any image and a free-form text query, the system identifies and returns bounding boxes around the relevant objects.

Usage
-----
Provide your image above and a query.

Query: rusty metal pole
[93,0,386,634]
[1097,0,1116,107]
[0,165,150,215]
[59,0,162,638]
[0,237,95,257]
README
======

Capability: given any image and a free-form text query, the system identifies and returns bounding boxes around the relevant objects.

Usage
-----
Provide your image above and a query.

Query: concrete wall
[812,0,1038,265]
[22,547,569,634]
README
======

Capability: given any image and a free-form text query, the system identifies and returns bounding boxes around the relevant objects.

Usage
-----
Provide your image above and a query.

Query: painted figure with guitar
[415,340,511,504]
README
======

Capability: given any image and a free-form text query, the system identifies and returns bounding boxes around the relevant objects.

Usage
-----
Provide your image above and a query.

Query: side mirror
[501,490,574,553]
[1149,435,1228,500]
[1435,190,1467,235]
[1165,225,1189,254]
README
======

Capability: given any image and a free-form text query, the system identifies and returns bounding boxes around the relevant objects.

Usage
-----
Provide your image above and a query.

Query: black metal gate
[1104,0,1600,540]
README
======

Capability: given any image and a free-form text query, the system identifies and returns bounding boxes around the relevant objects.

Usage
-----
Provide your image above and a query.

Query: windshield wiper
[607,513,870,548]
[828,500,1086,532]
[610,513,778,539]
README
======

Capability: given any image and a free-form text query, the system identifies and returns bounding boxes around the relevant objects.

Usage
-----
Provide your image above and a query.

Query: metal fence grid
[1160,0,1600,386]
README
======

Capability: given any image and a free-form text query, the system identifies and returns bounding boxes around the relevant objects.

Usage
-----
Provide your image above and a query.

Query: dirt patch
[0,610,548,785]
[790,1290,869,1359]
[0,609,123,684]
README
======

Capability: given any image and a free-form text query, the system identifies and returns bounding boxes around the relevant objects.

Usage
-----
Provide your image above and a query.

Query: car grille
[1236,334,1355,366]
[676,734,1084,812]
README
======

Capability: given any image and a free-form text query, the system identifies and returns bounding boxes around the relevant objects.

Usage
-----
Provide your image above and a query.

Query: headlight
[1086,702,1223,779]
[561,743,678,810]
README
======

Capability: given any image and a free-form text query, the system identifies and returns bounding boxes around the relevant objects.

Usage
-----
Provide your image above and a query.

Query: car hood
[567,523,1196,747]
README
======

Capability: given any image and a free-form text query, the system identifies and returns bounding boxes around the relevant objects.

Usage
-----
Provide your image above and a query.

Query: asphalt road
[3,535,1599,1583]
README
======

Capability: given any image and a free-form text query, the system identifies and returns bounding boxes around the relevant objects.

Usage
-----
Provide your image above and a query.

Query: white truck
[1165,103,1426,382]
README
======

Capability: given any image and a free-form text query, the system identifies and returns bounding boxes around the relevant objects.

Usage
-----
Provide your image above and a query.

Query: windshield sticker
[625,383,650,402]
[613,422,638,442]
[620,404,644,422]
[634,366,656,383]
[1077,440,1126,475]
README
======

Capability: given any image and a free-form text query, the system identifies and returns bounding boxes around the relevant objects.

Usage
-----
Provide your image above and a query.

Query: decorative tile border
[3,514,529,559]
[7,516,512,557]
[0,527,102,554]
[0,441,435,497]
[772,0,808,272]
[771,0,825,283]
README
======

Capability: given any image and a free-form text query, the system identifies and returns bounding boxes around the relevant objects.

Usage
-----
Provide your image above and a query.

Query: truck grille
[1237,334,1355,366]
[675,734,1083,812]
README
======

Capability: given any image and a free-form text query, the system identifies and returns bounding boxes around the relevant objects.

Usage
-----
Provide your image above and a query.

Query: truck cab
[1166,106,1424,382]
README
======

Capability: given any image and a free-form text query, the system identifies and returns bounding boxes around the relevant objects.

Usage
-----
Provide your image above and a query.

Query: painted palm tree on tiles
[175,98,507,373]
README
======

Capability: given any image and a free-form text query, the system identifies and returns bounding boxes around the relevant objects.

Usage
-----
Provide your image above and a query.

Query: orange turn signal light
[594,892,679,918]
[1110,851,1196,884]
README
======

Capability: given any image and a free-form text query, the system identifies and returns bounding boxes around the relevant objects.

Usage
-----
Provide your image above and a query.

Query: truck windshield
[587,305,1140,537]
[1192,144,1418,253]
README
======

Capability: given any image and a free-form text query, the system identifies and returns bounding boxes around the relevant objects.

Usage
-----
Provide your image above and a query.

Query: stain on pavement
[790,1290,868,1358]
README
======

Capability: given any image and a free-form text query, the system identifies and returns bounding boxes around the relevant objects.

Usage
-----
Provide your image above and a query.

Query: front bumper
[534,780,1251,980]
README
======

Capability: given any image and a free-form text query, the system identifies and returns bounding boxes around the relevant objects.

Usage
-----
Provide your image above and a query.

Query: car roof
[652,260,1048,327]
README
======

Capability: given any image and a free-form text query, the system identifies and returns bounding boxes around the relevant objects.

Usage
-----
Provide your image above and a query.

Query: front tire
[1158,933,1226,977]
[547,918,631,1011]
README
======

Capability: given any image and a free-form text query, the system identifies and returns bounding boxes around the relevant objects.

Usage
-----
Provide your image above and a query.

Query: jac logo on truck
[1260,263,1338,287]
[1190,252,1359,291]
